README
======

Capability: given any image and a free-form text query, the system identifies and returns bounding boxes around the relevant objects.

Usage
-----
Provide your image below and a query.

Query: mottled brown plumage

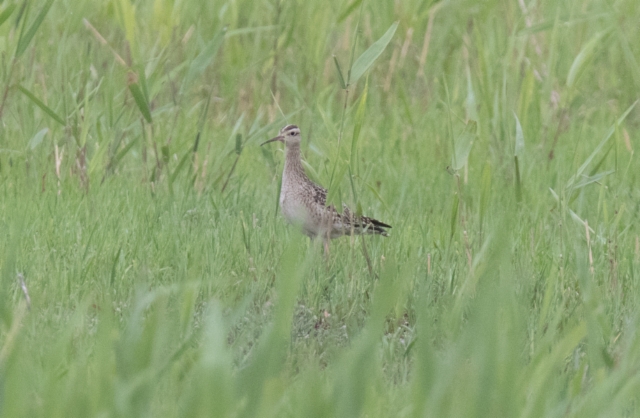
[262,125,391,246]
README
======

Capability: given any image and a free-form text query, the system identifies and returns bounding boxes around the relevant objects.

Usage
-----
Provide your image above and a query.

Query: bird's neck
[284,144,305,178]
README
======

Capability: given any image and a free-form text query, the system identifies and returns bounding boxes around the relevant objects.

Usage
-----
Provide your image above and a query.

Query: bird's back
[281,171,390,239]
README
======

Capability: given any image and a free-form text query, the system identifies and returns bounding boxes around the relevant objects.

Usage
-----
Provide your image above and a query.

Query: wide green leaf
[28,128,48,150]
[129,80,153,123]
[0,4,17,29]
[181,28,226,94]
[567,30,609,88]
[451,121,476,171]
[565,100,637,189]
[349,21,398,86]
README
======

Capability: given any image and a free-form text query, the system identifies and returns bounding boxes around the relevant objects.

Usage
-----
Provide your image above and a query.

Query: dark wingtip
[370,218,391,229]
[374,226,390,236]
[359,216,391,236]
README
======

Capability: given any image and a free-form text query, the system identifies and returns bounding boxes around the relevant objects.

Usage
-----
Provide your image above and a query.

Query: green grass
[1,0,640,416]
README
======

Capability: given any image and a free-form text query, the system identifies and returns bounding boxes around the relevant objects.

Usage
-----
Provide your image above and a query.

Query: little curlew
[262,124,391,253]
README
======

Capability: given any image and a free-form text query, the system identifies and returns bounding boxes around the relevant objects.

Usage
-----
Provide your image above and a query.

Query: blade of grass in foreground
[237,235,308,418]
[180,302,233,417]
[332,257,402,418]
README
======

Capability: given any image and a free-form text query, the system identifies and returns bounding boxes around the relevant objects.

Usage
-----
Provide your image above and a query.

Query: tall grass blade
[465,66,478,121]
[514,112,525,158]
[350,78,368,171]
[14,0,53,58]
[18,85,65,126]
[225,25,277,37]
[573,170,615,190]
[566,100,637,189]
[136,63,151,108]
[569,170,614,204]
[326,160,348,213]
[115,0,137,57]
[515,157,522,202]
[358,180,388,212]
[169,150,192,184]
[450,193,459,239]
[479,163,492,229]
[0,216,23,328]
[337,0,363,23]
[615,25,640,92]
[333,55,347,89]
[514,112,525,202]
[235,133,242,155]
[111,137,139,171]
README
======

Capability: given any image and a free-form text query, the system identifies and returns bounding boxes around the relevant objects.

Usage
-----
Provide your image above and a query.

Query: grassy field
[1,0,640,416]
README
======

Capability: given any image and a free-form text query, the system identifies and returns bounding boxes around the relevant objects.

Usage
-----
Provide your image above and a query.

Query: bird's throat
[284,144,304,177]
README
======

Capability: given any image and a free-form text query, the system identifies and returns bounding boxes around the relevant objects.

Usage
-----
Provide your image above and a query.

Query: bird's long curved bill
[261,135,284,146]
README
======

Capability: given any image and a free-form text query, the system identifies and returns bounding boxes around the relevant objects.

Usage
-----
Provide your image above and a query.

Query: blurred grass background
[1,0,640,416]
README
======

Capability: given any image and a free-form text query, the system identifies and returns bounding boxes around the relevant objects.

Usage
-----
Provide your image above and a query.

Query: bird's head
[261,124,301,147]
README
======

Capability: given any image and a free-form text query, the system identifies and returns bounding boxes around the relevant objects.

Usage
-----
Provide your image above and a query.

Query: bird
[261,124,391,253]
